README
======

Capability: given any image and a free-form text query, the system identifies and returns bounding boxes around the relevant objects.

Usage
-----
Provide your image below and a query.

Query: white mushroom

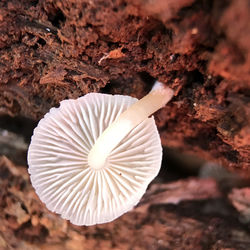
[28,82,174,226]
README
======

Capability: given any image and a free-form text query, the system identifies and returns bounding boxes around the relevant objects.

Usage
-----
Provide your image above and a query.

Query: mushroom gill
[28,84,173,226]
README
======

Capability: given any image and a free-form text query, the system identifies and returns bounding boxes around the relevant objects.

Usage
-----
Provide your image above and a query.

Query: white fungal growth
[28,84,174,226]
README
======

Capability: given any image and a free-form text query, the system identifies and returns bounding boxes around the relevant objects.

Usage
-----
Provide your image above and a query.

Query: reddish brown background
[0,0,250,249]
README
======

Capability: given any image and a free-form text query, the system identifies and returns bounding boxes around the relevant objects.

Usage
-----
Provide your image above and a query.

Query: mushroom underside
[28,93,162,226]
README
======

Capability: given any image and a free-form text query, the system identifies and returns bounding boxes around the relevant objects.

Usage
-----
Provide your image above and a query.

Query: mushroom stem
[88,82,174,170]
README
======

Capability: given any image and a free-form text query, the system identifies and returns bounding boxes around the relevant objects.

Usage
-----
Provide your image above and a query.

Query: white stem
[88,83,174,170]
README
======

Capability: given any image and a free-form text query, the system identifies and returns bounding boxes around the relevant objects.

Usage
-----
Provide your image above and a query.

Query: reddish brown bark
[0,156,250,249]
[0,0,249,174]
[0,0,249,175]
[0,1,250,248]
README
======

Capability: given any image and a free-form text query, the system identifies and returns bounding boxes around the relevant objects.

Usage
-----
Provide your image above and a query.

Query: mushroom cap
[28,93,162,226]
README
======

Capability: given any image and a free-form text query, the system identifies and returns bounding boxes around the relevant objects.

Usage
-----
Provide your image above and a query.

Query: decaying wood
[0,156,250,250]
[0,0,250,249]
[0,0,249,175]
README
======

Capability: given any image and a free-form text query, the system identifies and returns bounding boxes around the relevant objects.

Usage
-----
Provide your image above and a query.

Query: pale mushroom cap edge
[28,93,162,226]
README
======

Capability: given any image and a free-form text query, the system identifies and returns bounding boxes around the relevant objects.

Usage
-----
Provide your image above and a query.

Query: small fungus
[28,81,174,226]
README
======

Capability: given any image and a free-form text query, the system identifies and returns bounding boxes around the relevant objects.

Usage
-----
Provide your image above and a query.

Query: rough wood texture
[0,156,250,250]
[0,0,249,175]
[0,1,250,248]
